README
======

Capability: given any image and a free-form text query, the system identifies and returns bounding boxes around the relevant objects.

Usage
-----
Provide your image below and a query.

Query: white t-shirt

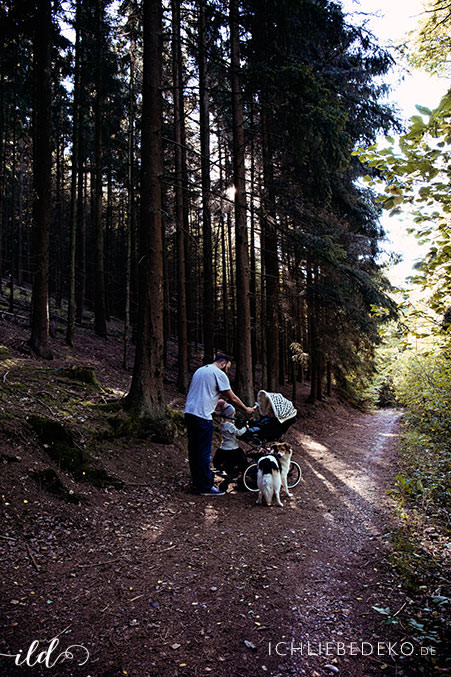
[184,364,231,420]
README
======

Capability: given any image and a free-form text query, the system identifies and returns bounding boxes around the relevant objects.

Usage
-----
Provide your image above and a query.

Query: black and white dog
[256,442,293,507]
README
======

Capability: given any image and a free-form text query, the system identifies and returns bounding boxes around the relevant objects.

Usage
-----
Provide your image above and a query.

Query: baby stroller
[240,390,297,444]
[213,390,298,492]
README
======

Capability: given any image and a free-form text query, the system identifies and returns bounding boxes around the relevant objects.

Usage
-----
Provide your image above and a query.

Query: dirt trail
[2,406,414,677]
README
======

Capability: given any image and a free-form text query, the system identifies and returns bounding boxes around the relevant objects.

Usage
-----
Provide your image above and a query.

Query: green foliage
[354,90,451,313]
[375,311,451,511]
[390,526,439,594]
[407,0,451,77]
[379,338,451,514]
[0,345,11,361]
[395,352,451,445]
[168,407,186,438]
[376,376,398,408]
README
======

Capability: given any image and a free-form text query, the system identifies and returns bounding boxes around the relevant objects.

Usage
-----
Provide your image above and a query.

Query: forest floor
[0,298,448,677]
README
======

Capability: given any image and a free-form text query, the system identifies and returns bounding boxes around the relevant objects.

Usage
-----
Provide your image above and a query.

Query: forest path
[1,407,410,677]
[118,407,405,677]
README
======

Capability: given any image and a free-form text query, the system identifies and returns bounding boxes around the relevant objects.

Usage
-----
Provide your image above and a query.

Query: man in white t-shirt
[184,353,254,495]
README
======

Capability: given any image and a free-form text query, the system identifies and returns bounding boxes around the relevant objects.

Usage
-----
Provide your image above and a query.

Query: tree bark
[66,0,81,346]
[172,0,189,391]
[261,108,279,390]
[75,166,86,324]
[198,0,214,362]
[230,0,254,403]
[249,98,257,381]
[29,0,53,359]
[9,106,17,313]
[123,9,136,369]
[94,0,107,338]
[54,129,63,308]
[218,127,229,353]
[125,0,171,435]
[0,70,4,292]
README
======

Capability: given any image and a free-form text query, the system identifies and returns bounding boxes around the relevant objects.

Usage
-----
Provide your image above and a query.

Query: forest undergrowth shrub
[335,369,375,410]
[382,348,451,668]
[393,351,451,515]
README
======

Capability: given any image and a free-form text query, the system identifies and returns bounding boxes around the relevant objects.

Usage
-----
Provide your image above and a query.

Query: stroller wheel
[243,463,259,492]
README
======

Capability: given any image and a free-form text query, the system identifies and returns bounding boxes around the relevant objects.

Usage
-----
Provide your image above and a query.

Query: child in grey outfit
[213,404,248,479]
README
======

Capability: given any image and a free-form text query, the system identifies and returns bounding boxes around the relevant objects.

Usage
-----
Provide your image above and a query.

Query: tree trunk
[259,200,267,389]
[0,70,4,292]
[307,262,323,403]
[94,0,107,338]
[249,106,257,382]
[9,108,17,312]
[29,0,53,360]
[326,360,332,397]
[17,137,24,288]
[218,127,229,352]
[198,0,214,362]
[172,0,189,392]
[230,0,253,403]
[262,108,279,390]
[54,131,63,308]
[105,168,113,321]
[181,79,192,368]
[76,167,86,324]
[66,0,81,346]
[125,0,171,437]
[123,12,136,369]
[314,265,323,401]
[227,210,236,353]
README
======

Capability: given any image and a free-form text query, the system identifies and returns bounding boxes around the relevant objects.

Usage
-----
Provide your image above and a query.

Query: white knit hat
[221,404,235,418]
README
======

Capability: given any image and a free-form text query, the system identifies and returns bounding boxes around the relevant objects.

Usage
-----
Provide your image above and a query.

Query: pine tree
[230,0,254,403]
[30,0,53,359]
[125,0,173,439]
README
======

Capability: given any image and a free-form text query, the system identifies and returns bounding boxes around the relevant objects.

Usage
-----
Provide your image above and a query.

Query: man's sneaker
[199,486,225,496]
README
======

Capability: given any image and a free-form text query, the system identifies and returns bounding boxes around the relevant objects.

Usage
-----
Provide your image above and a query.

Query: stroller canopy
[257,390,297,424]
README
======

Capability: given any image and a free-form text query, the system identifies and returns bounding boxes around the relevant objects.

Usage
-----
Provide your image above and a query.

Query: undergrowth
[384,417,450,670]
[371,345,451,673]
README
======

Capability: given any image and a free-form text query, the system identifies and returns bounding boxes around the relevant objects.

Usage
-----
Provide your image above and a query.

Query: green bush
[392,351,451,512]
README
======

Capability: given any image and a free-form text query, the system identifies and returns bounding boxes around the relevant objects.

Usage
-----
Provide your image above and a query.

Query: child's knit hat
[221,404,235,419]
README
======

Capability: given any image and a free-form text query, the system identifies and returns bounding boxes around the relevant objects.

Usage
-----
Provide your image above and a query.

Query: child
[213,404,248,479]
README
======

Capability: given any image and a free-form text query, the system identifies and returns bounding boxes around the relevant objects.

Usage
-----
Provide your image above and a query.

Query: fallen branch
[36,398,54,415]
[53,623,73,640]
[3,371,9,383]
[0,534,17,541]
[392,601,407,618]
[25,543,40,571]
[157,544,176,554]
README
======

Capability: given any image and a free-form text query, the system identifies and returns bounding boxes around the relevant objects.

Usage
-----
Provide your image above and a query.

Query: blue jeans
[185,414,214,491]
